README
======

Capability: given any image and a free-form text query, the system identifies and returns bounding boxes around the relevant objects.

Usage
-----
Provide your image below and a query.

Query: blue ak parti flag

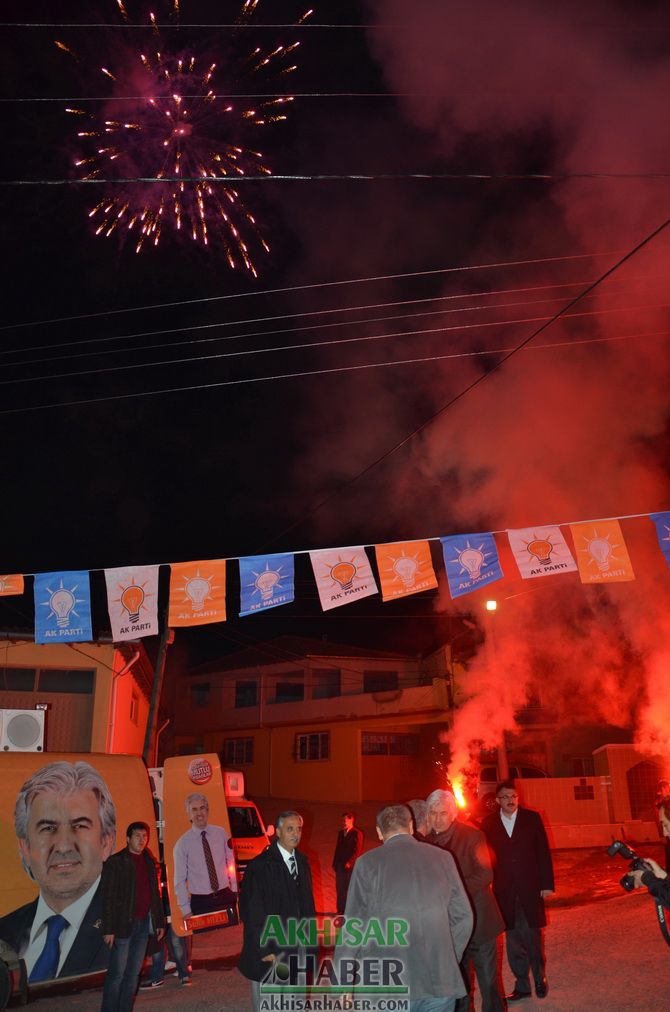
[34,570,93,644]
[239,554,295,617]
[650,512,670,571]
[441,532,504,599]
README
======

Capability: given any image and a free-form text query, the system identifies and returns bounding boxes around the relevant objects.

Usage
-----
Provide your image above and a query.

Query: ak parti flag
[105,565,160,641]
[168,560,227,626]
[0,574,24,596]
[507,526,577,580]
[570,519,635,584]
[309,547,378,611]
[375,541,438,601]
[650,512,670,572]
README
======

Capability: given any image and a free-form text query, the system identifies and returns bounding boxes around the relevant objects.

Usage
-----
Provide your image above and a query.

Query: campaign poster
[163,754,238,936]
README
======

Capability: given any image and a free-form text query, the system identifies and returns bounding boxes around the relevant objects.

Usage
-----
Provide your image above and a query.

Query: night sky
[3,1,670,757]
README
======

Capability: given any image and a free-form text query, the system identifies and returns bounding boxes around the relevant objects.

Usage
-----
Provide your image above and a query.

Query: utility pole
[484,599,509,781]
[142,601,173,766]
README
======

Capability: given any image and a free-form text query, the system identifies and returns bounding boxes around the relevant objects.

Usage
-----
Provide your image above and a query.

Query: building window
[0,667,37,691]
[296,732,330,761]
[224,737,254,765]
[235,681,258,708]
[130,690,139,726]
[574,780,595,801]
[312,668,341,699]
[362,732,419,756]
[37,669,95,694]
[363,670,398,693]
[190,682,210,708]
[272,679,305,704]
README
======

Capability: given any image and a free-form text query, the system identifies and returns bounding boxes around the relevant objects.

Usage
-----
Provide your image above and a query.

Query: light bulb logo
[458,547,485,579]
[121,583,145,622]
[587,537,612,572]
[330,561,357,590]
[41,577,86,630]
[255,568,280,601]
[184,575,211,612]
[527,538,553,566]
[392,555,419,588]
[50,587,76,627]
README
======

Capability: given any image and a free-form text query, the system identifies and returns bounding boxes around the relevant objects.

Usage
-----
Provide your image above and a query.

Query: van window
[228,805,265,838]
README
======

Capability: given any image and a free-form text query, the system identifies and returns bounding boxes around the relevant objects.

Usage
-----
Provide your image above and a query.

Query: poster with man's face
[0,752,157,987]
[163,753,238,936]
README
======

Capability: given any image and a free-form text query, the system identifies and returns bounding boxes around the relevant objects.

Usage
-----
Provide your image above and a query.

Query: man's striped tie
[288,854,298,882]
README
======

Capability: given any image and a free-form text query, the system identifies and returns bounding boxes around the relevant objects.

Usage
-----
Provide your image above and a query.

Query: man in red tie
[173,793,237,922]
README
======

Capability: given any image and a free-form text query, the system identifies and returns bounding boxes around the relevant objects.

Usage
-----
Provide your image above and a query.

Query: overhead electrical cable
[259,214,670,549]
[0,327,667,417]
[0,251,624,330]
[7,280,656,369]
[2,304,667,389]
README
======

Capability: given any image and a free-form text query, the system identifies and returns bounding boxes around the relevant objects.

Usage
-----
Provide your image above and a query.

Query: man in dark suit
[426,789,506,1012]
[238,810,315,1012]
[481,780,555,1002]
[331,811,363,913]
[0,760,116,982]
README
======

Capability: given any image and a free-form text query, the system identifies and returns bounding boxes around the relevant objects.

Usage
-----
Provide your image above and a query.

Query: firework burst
[59,1,312,273]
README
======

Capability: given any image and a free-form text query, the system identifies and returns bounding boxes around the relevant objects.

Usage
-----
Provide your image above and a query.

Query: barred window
[296,732,330,762]
[224,737,254,765]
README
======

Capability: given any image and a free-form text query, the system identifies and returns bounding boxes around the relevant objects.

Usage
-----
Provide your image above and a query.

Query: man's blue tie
[29,913,69,982]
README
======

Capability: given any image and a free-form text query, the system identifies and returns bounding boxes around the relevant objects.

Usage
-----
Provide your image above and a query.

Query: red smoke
[285,1,670,773]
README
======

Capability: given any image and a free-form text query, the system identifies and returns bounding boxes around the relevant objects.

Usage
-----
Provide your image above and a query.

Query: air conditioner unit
[0,709,45,752]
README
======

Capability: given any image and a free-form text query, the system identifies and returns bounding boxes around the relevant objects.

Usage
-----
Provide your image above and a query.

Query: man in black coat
[481,781,554,1002]
[100,822,165,1012]
[331,811,363,913]
[426,789,506,1012]
[238,810,315,1012]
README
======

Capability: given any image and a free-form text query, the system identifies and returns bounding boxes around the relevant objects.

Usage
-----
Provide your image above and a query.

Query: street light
[483,599,509,780]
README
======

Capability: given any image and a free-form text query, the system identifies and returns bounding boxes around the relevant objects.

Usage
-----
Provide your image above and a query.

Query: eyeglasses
[498,794,518,801]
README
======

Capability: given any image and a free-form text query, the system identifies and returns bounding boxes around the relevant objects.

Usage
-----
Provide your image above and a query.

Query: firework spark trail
[59,1,312,271]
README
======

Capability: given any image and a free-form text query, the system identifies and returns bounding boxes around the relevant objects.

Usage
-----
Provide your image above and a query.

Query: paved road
[23,890,667,1011]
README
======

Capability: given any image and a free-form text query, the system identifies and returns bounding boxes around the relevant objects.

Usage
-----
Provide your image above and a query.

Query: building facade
[0,637,155,756]
[172,636,453,802]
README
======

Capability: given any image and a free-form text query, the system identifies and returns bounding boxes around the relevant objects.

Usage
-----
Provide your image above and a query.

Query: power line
[3,304,667,390]
[5,275,658,369]
[260,215,670,549]
[5,172,670,184]
[0,326,667,417]
[0,92,420,102]
[0,251,624,331]
[0,285,605,368]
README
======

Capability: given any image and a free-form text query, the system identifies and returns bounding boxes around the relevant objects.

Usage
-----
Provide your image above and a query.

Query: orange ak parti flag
[168,560,227,626]
[375,540,438,601]
[569,519,635,584]
[0,574,24,596]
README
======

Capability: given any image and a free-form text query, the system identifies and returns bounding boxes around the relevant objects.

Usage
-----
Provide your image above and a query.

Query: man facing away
[481,781,554,1002]
[331,810,364,914]
[100,821,165,1012]
[426,789,506,1012]
[336,803,473,1012]
[238,810,316,1012]
[173,792,237,922]
[0,760,116,982]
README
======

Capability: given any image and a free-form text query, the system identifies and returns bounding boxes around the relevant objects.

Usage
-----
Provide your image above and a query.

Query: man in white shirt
[173,793,237,921]
[0,760,116,982]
